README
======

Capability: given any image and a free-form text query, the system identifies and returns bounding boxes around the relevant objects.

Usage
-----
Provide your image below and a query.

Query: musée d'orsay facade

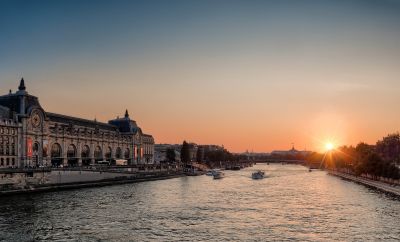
[0,79,154,168]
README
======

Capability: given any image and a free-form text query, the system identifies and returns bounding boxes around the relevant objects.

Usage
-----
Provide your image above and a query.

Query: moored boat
[232,165,241,171]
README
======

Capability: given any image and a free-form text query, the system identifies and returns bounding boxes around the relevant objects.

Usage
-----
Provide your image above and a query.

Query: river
[0,164,399,241]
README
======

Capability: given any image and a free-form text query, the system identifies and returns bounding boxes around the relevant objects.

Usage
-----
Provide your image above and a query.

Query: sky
[1,0,400,152]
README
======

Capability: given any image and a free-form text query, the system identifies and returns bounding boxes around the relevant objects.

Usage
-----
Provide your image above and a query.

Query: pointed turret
[124,109,129,118]
[18,78,26,91]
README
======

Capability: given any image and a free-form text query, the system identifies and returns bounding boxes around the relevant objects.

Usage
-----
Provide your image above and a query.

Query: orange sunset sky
[1,0,399,152]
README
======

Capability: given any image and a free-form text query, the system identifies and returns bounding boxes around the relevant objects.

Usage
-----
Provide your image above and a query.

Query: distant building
[0,79,155,168]
[271,145,311,157]
[197,145,224,162]
[155,143,226,163]
[154,144,181,163]
[188,143,198,162]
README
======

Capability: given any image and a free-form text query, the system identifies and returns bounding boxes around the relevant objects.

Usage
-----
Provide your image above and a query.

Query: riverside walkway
[328,170,400,196]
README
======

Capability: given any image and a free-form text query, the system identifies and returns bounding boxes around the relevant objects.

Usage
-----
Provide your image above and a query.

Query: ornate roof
[0,105,11,119]
[0,78,43,116]
[108,109,141,134]
[18,78,26,91]
[46,112,118,131]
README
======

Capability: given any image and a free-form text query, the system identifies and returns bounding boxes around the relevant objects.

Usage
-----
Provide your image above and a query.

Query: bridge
[255,159,306,164]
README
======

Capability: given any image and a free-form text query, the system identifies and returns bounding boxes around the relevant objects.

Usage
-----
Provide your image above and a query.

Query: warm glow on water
[0,164,399,241]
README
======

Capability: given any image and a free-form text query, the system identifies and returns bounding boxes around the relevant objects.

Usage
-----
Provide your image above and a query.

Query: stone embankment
[0,169,184,196]
[328,170,400,196]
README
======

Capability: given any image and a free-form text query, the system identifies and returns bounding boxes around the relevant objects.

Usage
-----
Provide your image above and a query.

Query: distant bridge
[254,159,306,164]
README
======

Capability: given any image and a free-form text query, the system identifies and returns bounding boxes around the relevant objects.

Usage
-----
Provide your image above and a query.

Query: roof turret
[18,78,26,91]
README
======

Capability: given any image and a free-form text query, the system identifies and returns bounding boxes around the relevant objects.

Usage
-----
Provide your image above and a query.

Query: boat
[206,169,220,176]
[252,170,265,179]
[213,171,225,179]
[232,165,241,171]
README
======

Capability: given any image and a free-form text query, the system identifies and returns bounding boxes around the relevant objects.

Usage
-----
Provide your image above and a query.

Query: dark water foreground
[0,164,399,241]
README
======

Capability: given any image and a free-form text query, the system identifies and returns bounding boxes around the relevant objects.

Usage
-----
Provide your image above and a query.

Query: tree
[376,133,400,164]
[166,148,176,163]
[180,141,191,164]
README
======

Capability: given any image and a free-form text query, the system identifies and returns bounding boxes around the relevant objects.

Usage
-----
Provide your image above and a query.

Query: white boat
[252,170,265,179]
[206,169,220,176]
[213,171,225,179]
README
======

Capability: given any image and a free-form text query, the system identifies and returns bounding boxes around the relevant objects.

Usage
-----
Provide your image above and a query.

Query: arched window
[105,147,112,161]
[51,143,62,158]
[81,145,91,166]
[67,144,78,166]
[94,146,102,160]
[67,144,77,159]
[50,143,62,167]
[115,147,122,159]
[81,145,90,159]
[124,148,130,159]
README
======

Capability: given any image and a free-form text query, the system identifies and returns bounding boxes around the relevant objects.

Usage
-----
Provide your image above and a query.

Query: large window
[81,145,91,166]
[94,146,102,160]
[51,143,62,158]
[81,145,90,158]
[105,147,112,161]
[115,147,122,159]
[124,148,130,159]
[51,143,62,167]
[67,144,77,159]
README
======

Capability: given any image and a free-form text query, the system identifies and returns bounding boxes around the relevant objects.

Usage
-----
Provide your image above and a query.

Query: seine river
[0,164,399,241]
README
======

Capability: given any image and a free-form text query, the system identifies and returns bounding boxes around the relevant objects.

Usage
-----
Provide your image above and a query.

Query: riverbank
[0,170,184,196]
[328,170,400,196]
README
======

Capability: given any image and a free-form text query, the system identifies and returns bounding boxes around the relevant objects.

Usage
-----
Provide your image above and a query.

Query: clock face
[31,112,41,128]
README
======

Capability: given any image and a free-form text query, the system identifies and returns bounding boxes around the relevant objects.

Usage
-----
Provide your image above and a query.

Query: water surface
[0,164,399,241]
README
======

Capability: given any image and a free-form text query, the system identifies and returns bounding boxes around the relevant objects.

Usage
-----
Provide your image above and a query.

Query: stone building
[154,144,181,163]
[0,79,155,168]
[0,111,20,168]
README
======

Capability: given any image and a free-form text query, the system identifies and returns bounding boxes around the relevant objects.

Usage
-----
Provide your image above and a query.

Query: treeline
[179,141,244,165]
[307,133,400,180]
[201,149,243,162]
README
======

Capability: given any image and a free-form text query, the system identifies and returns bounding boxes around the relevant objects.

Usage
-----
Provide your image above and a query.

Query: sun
[325,143,334,151]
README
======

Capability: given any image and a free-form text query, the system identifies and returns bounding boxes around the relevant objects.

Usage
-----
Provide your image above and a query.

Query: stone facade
[0,118,20,167]
[0,79,155,168]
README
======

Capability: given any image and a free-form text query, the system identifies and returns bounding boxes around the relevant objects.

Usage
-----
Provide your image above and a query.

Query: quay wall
[328,170,400,196]
[0,169,183,195]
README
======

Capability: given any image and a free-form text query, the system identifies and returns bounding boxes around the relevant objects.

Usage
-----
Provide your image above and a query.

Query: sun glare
[325,143,334,151]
